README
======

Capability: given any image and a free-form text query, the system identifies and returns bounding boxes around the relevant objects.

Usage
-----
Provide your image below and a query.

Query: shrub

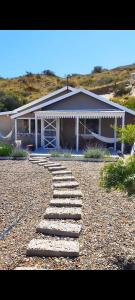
[114,83,132,96]
[63,152,72,158]
[84,147,110,158]
[116,124,135,146]
[50,150,61,157]
[0,142,13,156]
[100,156,135,195]
[11,149,28,158]
[0,91,25,112]
[42,70,56,76]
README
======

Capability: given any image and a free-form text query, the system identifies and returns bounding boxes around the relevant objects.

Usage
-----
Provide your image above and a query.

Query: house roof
[13,86,76,114]
[0,111,14,116]
[10,86,135,119]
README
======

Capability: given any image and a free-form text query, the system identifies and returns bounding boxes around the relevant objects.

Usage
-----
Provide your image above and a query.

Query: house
[0,86,135,153]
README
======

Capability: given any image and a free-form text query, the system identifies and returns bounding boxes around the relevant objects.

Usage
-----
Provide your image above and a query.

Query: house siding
[44,92,121,111]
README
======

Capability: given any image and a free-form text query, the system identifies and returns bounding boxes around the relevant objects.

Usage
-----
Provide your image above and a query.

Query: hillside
[0,64,135,111]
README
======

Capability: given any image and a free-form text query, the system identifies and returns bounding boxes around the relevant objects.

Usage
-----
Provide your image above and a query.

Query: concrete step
[15,267,46,270]
[48,166,67,171]
[50,199,82,207]
[38,162,51,166]
[44,207,82,220]
[27,239,79,257]
[31,160,47,164]
[44,163,62,168]
[53,190,83,198]
[36,220,82,237]
[52,170,72,175]
[53,176,75,182]
[53,181,79,189]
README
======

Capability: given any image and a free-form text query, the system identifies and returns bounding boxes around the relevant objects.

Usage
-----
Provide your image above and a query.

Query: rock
[53,181,79,188]
[36,220,82,237]
[26,239,79,257]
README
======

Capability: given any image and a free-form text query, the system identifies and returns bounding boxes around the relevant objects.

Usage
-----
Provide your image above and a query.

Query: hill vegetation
[0,64,135,111]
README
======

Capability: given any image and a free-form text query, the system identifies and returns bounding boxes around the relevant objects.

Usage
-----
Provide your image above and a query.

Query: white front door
[41,119,57,149]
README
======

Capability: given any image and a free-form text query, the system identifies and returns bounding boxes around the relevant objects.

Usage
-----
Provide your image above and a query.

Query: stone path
[15,156,83,268]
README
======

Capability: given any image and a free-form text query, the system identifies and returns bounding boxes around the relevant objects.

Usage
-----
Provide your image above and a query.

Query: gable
[43,92,120,111]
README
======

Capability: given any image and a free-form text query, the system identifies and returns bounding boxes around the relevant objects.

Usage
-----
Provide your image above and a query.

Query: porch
[14,110,125,153]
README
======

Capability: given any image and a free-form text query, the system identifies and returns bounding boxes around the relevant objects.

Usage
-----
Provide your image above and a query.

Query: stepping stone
[53,181,79,189]
[53,176,75,181]
[52,170,72,175]
[36,220,82,237]
[44,207,82,220]
[26,239,79,257]
[31,160,47,164]
[50,199,82,207]
[48,166,66,171]
[44,163,61,168]
[15,267,46,270]
[53,190,83,198]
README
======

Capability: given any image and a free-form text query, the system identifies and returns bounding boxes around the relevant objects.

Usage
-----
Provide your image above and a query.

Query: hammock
[0,128,14,140]
[80,121,120,144]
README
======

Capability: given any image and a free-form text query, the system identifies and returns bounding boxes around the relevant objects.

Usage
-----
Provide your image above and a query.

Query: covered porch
[34,110,125,153]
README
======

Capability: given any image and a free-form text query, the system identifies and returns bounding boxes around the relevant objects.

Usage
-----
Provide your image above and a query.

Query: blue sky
[0,30,135,78]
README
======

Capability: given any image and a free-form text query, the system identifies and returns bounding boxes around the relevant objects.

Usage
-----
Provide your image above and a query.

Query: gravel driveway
[0,160,135,270]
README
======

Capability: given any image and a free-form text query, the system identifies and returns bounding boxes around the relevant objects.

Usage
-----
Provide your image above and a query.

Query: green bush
[84,147,110,158]
[114,83,132,97]
[63,152,72,158]
[100,156,135,195]
[11,149,28,158]
[50,151,61,157]
[0,142,13,156]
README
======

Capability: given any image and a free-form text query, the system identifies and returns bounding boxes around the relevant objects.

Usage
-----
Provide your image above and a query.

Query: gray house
[0,86,135,153]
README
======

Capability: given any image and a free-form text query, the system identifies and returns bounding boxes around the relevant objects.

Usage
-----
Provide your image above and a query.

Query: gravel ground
[0,160,135,270]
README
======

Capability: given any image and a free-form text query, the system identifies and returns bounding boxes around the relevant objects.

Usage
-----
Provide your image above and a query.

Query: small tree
[42,70,56,76]
[91,66,103,74]
[116,124,135,145]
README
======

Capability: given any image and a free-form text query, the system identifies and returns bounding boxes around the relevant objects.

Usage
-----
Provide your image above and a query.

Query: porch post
[99,117,101,135]
[114,116,117,152]
[121,113,125,154]
[29,119,31,134]
[76,117,79,152]
[56,118,60,150]
[35,116,38,149]
[15,118,17,141]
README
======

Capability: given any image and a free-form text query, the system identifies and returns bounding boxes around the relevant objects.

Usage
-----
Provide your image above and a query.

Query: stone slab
[52,170,72,175]
[53,190,83,198]
[36,220,82,237]
[53,176,75,181]
[31,160,48,164]
[53,181,79,188]
[27,239,79,257]
[15,267,46,270]
[50,199,82,207]
[44,207,82,220]
[44,163,61,168]
[48,166,66,171]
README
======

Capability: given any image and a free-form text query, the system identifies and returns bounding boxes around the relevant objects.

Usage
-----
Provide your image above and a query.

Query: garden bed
[0,160,134,270]
[49,156,119,162]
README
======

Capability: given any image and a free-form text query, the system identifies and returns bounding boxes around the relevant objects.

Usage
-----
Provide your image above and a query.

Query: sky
[0,30,135,78]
